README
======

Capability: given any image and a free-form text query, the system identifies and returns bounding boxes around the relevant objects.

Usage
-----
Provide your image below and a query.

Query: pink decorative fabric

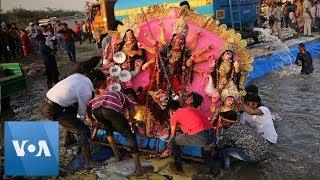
[112,8,237,119]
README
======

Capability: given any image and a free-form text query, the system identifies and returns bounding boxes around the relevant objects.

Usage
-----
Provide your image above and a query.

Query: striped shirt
[89,91,134,114]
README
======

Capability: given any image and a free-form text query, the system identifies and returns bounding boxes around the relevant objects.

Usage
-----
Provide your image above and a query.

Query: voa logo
[12,140,51,157]
[5,121,59,176]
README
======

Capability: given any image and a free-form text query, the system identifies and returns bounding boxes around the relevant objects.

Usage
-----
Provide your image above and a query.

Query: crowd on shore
[260,0,320,40]
[0,19,93,63]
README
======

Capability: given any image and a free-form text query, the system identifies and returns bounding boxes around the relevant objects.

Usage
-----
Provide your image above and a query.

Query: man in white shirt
[39,69,106,169]
[238,94,278,144]
[303,0,313,36]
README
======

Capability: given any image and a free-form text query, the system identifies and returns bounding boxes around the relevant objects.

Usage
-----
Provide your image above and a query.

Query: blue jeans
[220,146,258,169]
[64,41,76,61]
[172,129,218,174]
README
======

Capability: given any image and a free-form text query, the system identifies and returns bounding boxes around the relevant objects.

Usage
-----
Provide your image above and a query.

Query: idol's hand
[196,31,203,38]
[128,50,137,57]
[138,43,144,49]
[143,32,150,38]
[142,63,149,71]
[159,20,165,29]
[207,44,215,51]
[190,54,199,59]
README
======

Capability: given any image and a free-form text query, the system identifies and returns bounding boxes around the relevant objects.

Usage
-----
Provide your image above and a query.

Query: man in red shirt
[167,100,219,176]
[73,21,82,45]
[58,23,77,62]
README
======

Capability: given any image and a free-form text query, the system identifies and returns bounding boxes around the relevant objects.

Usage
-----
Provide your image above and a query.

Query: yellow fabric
[147,158,197,180]
[130,173,167,180]
[134,105,146,121]
[297,2,303,14]
[148,158,172,172]
[62,174,98,180]
[159,163,197,180]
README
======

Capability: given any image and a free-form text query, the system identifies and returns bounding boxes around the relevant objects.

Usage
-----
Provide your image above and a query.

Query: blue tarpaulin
[248,39,320,82]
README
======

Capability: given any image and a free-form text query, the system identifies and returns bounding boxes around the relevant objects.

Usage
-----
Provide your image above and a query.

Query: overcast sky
[1,0,88,11]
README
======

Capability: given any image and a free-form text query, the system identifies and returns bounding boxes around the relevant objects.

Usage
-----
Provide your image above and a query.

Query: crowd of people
[0,19,93,63]
[0,19,94,88]
[1,23,26,62]
[261,0,320,39]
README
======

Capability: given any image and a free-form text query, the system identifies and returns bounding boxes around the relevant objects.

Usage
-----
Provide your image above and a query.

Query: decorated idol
[101,4,254,137]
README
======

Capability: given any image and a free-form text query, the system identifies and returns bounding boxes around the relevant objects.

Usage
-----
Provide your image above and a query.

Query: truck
[89,0,261,47]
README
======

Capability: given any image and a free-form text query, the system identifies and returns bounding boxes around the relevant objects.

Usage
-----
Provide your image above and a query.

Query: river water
[218,60,320,179]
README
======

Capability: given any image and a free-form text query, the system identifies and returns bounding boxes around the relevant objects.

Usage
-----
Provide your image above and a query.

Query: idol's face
[224,51,233,60]
[225,96,234,107]
[126,30,134,41]
[135,59,143,68]
[172,34,185,49]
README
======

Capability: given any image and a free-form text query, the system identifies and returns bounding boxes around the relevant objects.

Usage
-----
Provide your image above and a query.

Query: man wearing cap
[39,69,106,169]
[238,93,278,144]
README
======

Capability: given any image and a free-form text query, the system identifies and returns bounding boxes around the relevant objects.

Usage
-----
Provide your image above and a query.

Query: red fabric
[172,76,181,92]
[136,85,149,105]
[170,107,213,135]
[20,32,31,55]
[74,24,81,33]
[48,28,54,35]
[59,29,75,42]
[89,91,135,114]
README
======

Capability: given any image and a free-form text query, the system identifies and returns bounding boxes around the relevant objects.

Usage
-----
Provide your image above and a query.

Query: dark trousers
[316,17,320,30]
[39,99,90,146]
[92,107,138,154]
[64,41,76,62]
[172,129,218,174]
[82,32,92,44]
[301,62,314,75]
[220,146,258,169]
[76,32,82,44]
[0,46,10,62]
[45,66,59,88]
